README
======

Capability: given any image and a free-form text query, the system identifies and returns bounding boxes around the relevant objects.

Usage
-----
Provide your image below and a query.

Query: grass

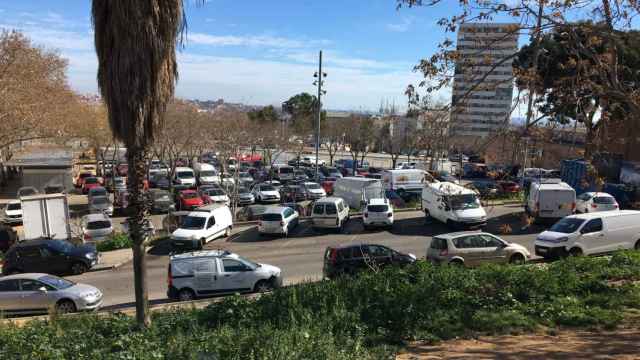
[95,234,132,252]
[2,251,640,359]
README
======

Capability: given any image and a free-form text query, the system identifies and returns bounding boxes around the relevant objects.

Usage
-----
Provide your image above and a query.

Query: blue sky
[0,0,465,110]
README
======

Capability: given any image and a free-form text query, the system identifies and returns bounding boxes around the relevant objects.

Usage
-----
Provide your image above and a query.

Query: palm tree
[91,1,185,327]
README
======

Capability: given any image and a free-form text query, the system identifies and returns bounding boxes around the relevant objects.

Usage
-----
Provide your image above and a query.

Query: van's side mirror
[37,286,48,292]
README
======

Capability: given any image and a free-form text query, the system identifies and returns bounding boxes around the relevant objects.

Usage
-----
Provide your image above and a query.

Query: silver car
[0,273,103,315]
[427,231,530,267]
[89,195,114,216]
[82,213,113,242]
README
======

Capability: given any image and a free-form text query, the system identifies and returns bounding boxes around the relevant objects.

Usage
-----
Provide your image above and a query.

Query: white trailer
[21,194,71,241]
[381,169,426,196]
[333,177,384,210]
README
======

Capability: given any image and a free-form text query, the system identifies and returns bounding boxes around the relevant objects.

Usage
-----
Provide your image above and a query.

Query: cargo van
[525,179,576,220]
[333,177,384,210]
[535,210,640,258]
[311,197,350,231]
[173,167,196,189]
[272,164,295,182]
[170,204,233,250]
[421,182,487,229]
[381,169,425,196]
[193,162,220,185]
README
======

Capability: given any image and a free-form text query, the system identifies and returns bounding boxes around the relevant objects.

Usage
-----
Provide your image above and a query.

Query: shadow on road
[147,237,174,256]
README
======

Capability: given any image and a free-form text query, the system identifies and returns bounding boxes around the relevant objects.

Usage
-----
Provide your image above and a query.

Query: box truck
[333,177,383,210]
[21,194,71,241]
[381,169,426,195]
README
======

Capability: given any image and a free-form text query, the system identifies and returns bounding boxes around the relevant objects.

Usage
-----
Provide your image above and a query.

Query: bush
[2,251,640,358]
[95,233,132,252]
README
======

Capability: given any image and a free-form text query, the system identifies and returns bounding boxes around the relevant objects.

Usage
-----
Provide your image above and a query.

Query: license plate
[537,247,547,253]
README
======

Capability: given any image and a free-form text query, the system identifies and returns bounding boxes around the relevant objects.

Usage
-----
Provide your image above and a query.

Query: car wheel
[449,259,464,267]
[178,288,195,302]
[56,299,77,314]
[254,280,272,293]
[569,247,583,257]
[424,209,431,219]
[635,240,640,251]
[71,262,88,275]
[509,253,525,265]
[200,238,206,249]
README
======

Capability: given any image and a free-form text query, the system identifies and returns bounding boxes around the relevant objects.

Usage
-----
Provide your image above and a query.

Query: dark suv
[2,239,99,276]
[323,244,416,279]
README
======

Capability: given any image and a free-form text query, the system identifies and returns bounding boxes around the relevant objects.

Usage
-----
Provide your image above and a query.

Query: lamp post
[313,51,327,183]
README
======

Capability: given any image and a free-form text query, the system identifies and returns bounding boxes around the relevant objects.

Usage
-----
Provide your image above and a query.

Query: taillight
[84,233,91,241]
[167,265,172,287]
[572,202,576,210]
[440,249,448,256]
[614,204,619,208]
[591,203,597,208]
[364,212,368,218]
[387,212,392,218]
[329,249,337,263]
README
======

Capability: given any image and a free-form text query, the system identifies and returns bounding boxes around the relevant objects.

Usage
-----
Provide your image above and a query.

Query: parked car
[422,182,487,229]
[576,192,619,213]
[88,195,114,216]
[149,174,171,190]
[467,180,499,198]
[221,174,236,188]
[82,213,113,243]
[252,183,281,203]
[0,273,103,315]
[258,206,299,237]
[87,186,108,202]
[293,169,310,182]
[167,250,282,301]
[176,189,204,210]
[311,197,350,231]
[234,186,255,206]
[320,167,343,179]
[535,210,640,259]
[44,184,66,194]
[302,182,327,200]
[112,176,127,192]
[170,205,233,250]
[199,186,230,206]
[321,178,336,196]
[173,167,197,189]
[149,189,175,213]
[434,171,458,184]
[237,204,269,222]
[363,198,394,230]
[82,177,102,194]
[238,171,254,186]
[17,186,39,198]
[323,244,416,279]
[281,202,308,217]
[280,185,307,202]
[1,200,23,225]
[428,232,530,266]
[75,172,93,188]
[2,239,99,275]
[498,181,521,194]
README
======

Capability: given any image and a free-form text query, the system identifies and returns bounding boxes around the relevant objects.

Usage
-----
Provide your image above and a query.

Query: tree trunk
[126,147,150,328]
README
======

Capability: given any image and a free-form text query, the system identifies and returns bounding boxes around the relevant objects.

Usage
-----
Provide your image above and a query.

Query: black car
[470,180,499,198]
[2,239,99,275]
[148,189,175,213]
[149,174,171,190]
[280,185,307,202]
[323,244,416,279]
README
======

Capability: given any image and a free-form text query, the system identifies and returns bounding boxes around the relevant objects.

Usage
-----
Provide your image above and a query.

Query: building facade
[451,23,518,137]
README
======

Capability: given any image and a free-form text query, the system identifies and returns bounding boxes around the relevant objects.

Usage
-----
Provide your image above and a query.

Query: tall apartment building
[450,23,518,137]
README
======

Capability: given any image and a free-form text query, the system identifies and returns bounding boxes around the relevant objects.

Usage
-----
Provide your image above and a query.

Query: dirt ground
[396,327,640,359]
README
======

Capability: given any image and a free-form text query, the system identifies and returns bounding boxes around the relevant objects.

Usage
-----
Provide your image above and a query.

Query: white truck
[381,169,426,196]
[21,194,71,241]
[333,177,384,210]
[421,181,487,229]
[193,162,220,185]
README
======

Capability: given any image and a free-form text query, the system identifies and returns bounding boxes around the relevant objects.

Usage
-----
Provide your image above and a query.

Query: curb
[89,258,132,273]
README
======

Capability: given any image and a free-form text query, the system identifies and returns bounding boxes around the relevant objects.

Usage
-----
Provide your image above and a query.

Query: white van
[173,167,196,188]
[170,204,233,250]
[421,181,487,229]
[193,162,220,185]
[526,180,576,220]
[535,210,640,258]
[381,169,425,196]
[311,197,350,231]
[272,164,295,182]
[333,177,384,210]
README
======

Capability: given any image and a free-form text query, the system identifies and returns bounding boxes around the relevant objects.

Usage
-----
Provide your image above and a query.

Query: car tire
[178,288,196,302]
[569,247,583,257]
[71,262,88,275]
[254,280,272,293]
[509,253,525,265]
[56,299,77,314]
[200,238,206,249]
[634,240,640,251]
[449,259,464,267]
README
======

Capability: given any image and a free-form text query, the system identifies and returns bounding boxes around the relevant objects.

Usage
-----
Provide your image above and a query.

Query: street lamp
[313,51,327,183]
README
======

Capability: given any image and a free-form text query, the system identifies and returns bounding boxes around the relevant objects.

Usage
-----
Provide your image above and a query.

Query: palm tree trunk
[126,148,150,327]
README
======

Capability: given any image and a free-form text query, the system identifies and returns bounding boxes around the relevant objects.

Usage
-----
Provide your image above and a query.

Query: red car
[321,178,336,195]
[75,172,94,188]
[498,181,521,194]
[82,177,102,194]
[177,189,204,210]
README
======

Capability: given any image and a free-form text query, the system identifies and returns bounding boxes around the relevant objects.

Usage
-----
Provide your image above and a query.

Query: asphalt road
[68,203,549,309]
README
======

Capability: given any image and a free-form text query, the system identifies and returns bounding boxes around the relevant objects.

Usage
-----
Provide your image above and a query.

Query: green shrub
[96,233,132,252]
[2,251,640,358]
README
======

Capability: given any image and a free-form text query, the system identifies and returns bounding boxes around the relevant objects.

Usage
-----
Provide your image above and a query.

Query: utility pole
[313,50,327,183]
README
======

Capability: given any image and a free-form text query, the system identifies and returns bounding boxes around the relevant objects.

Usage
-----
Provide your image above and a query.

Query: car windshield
[279,167,293,174]
[306,183,321,190]
[181,216,206,229]
[92,197,109,205]
[200,170,217,177]
[182,192,199,199]
[238,187,250,194]
[85,178,98,184]
[91,189,107,196]
[260,185,276,191]
[237,256,259,270]
[177,171,193,179]
[39,275,74,290]
[447,194,480,210]
[153,192,170,201]
[207,189,225,196]
[368,205,388,212]
[262,213,283,221]
[239,172,251,178]
[7,203,20,211]
[49,240,74,252]
[550,218,585,233]
[594,196,616,204]
[86,220,111,230]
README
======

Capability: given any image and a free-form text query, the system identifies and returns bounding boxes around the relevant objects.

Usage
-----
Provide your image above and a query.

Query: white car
[82,213,113,242]
[302,156,325,167]
[167,250,283,301]
[88,195,114,216]
[173,167,196,188]
[576,192,619,213]
[252,184,281,203]
[302,182,326,200]
[1,200,22,225]
[221,174,235,188]
[363,198,394,229]
[201,187,230,206]
[258,206,299,237]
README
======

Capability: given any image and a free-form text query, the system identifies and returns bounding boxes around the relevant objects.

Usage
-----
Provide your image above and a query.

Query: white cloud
[187,32,331,49]
[386,17,414,33]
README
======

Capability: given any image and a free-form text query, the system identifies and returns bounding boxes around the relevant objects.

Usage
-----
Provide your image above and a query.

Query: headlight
[557,236,569,242]
[86,253,96,259]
